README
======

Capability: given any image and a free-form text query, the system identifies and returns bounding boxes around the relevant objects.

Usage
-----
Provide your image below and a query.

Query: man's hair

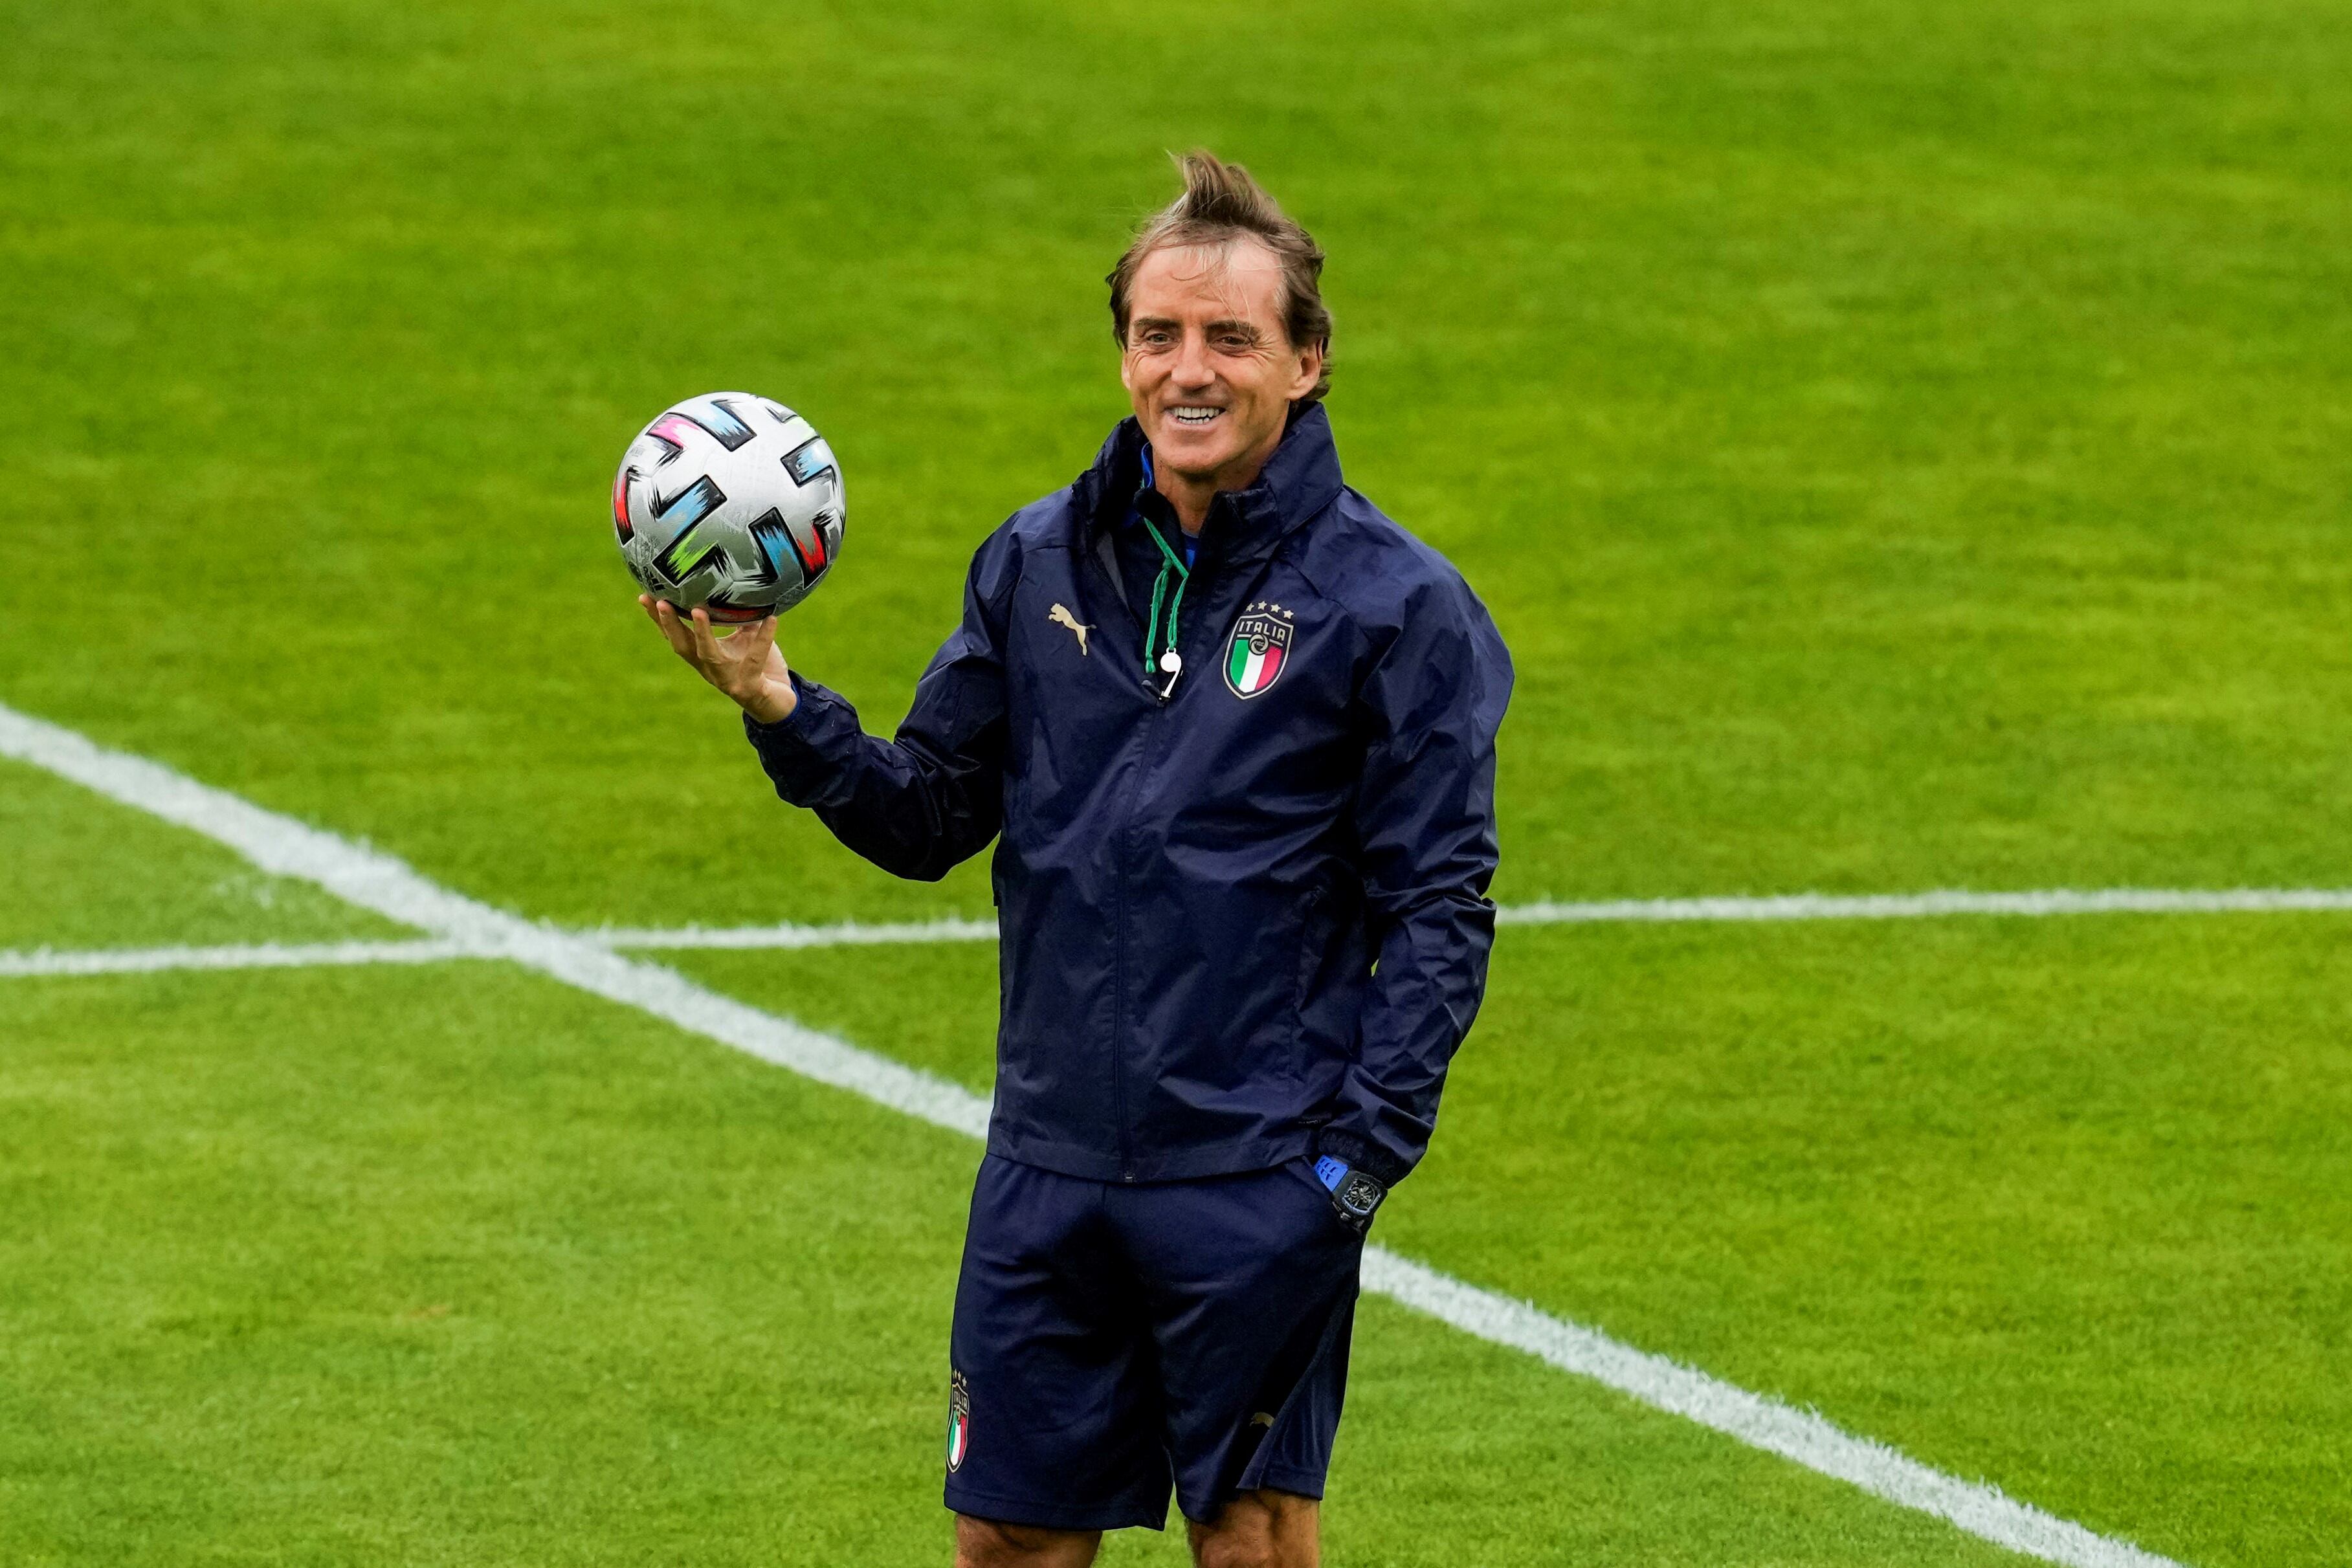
[1107,151,1333,404]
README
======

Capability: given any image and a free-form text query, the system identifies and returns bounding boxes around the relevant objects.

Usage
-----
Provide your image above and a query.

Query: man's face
[1119,238,1324,487]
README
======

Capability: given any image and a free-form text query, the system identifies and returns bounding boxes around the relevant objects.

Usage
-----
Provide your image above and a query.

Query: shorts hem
[945,1481,1168,1534]
[1176,1465,1329,1523]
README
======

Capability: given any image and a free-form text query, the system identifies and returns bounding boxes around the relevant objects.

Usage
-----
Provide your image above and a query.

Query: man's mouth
[1168,405,1225,427]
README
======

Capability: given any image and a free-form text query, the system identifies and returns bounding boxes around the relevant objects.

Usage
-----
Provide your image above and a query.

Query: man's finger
[740,615,780,664]
[747,619,788,682]
[688,607,726,666]
[653,599,699,661]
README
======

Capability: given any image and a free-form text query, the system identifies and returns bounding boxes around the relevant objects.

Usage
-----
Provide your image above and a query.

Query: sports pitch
[3,1,2347,1563]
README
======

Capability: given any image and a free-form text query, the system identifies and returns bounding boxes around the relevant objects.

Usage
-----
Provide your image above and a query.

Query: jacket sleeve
[1316,575,1514,1187]
[740,527,1017,882]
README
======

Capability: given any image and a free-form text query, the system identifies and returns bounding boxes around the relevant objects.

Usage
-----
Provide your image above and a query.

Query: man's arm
[1313,573,1514,1217]
[643,529,1017,883]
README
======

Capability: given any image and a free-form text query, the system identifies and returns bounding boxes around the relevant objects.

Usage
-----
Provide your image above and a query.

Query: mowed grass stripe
[0,698,2188,1568]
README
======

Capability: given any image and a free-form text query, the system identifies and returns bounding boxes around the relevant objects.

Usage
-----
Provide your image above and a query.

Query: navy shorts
[942,1154,1364,1531]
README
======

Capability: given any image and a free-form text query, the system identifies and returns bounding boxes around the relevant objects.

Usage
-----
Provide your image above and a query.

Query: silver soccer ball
[612,391,846,621]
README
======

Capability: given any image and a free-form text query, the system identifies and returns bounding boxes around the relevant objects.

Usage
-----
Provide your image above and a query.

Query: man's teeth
[1171,406,1223,424]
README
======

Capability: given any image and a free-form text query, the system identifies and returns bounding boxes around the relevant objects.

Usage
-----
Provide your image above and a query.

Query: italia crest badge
[1224,602,1295,699]
[946,1369,971,1472]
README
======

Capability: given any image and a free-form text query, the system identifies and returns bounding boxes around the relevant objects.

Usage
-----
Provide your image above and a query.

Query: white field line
[599,884,2352,952]
[1499,887,2352,923]
[0,938,480,978]
[23,887,2352,984]
[19,878,2352,982]
[0,701,2182,1568]
[0,926,995,979]
[592,916,999,949]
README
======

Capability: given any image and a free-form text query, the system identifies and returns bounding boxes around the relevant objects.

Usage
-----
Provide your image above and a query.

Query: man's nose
[1171,331,1216,388]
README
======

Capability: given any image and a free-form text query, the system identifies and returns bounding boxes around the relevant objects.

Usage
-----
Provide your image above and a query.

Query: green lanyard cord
[1141,518,1192,679]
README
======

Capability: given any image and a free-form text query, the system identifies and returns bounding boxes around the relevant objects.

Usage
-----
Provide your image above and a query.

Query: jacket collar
[1075,402,1344,560]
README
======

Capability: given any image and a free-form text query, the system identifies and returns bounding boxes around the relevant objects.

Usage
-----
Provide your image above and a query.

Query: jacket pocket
[1287,885,1327,1083]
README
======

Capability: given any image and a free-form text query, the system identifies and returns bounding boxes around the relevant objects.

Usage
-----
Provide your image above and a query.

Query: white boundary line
[18,892,2352,986]
[590,883,2352,952]
[17,874,2352,982]
[0,700,2183,1568]
[1500,887,2352,923]
[0,937,483,978]
[591,916,999,949]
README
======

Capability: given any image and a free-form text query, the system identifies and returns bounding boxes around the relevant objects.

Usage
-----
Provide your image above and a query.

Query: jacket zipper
[1108,499,1226,1178]
[1115,639,1186,1180]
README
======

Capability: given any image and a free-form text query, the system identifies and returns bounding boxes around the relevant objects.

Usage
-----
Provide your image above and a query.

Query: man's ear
[1287,341,1326,401]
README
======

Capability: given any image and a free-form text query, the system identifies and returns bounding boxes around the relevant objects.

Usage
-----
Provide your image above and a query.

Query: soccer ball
[612,392,846,621]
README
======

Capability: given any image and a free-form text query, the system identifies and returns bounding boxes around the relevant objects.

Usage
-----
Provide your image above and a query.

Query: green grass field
[3,0,2348,1562]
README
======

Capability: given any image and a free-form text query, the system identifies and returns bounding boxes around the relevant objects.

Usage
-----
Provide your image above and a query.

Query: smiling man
[645,153,1512,1567]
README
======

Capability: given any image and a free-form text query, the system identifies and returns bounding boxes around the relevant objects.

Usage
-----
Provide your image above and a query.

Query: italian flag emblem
[946,1369,971,1472]
[1224,603,1295,699]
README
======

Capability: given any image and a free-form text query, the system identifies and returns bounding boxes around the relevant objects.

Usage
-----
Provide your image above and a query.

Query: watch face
[1338,1173,1384,1217]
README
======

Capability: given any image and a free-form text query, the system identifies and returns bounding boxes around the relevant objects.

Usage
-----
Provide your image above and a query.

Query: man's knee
[1188,1489,1320,1568]
[1192,1537,1284,1568]
[953,1512,1100,1568]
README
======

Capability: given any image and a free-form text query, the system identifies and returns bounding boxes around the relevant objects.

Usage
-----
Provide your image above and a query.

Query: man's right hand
[640,595,799,725]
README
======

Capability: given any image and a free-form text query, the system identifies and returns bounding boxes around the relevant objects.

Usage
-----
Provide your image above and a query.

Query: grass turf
[3,966,2024,1567]
[4,0,2348,1560]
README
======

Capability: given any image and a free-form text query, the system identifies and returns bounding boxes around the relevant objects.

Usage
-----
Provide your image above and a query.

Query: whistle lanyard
[1135,447,1197,697]
[1142,516,1191,689]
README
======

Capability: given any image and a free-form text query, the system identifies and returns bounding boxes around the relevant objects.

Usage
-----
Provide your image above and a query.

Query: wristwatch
[1315,1153,1386,1232]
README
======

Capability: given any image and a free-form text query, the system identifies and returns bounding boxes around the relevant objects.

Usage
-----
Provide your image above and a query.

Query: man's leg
[953,1514,1102,1568]
[1185,1489,1319,1568]
[1111,1163,1360,1565]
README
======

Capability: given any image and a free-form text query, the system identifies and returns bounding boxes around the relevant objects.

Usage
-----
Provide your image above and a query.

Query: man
[643,153,1511,1567]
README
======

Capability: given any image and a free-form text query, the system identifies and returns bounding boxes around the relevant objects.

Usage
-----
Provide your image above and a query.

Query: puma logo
[1048,603,1091,656]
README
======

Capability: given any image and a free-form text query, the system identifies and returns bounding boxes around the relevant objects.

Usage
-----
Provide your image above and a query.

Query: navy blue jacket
[745,405,1513,1186]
